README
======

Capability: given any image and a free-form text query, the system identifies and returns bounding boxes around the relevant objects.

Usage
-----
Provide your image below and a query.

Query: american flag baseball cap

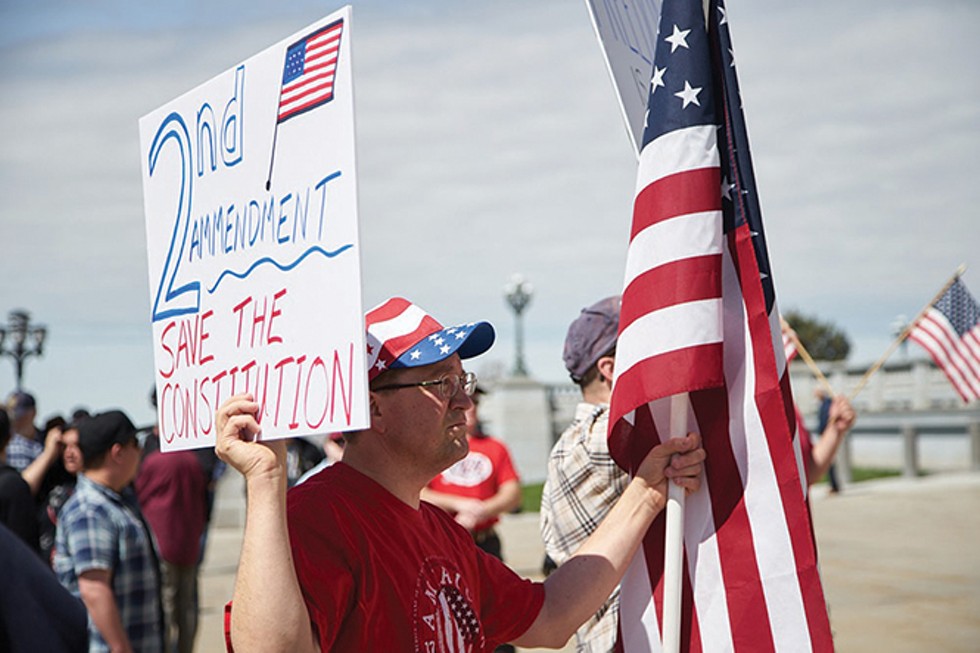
[364,297,495,382]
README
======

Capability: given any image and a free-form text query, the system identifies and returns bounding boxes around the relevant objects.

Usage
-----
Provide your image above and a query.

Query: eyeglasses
[373,371,477,401]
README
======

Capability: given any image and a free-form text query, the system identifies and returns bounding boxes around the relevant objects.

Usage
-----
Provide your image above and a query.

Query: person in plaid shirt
[54,410,163,653]
[540,296,629,653]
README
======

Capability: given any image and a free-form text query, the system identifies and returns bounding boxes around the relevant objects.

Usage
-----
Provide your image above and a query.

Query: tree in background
[783,310,851,361]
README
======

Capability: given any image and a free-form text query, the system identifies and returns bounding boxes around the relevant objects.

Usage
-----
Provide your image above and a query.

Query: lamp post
[504,274,533,377]
[891,314,909,361]
[0,310,47,390]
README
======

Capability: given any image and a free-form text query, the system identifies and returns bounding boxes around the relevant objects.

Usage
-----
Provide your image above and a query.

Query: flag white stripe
[635,125,720,195]
[308,39,341,56]
[947,324,980,384]
[771,306,788,377]
[282,62,338,96]
[963,327,980,359]
[771,306,808,497]
[963,328,980,379]
[616,298,724,380]
[623,210,724,288]
[364,305,427,368]
[304,49,339,69]
[722,249,812,652]
[620,547,663,653]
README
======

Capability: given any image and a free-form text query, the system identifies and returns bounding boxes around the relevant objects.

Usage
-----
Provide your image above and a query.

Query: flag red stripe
[279,81,336,115]
[631,167,722,240]
[367,297,412,323]
[608,344,725,468]
[689,388,777,652]
[620,256,723,334]
[279,94,335,122]
[730,226,833,651]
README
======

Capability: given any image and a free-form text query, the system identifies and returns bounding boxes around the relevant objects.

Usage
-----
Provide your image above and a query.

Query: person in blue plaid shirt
[5,392,43,472]
[6,390,66,499]
[54,410,163,653]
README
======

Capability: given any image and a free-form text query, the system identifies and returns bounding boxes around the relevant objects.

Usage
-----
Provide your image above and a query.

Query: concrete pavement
[194,472,980,652]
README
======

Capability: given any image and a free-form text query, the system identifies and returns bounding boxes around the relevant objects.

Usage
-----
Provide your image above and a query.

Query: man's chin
[449,428,470,456]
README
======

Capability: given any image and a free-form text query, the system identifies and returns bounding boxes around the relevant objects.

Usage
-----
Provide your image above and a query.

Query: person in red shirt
[216,297,706,653]
[424,386,521,560]
[136,431,209,653]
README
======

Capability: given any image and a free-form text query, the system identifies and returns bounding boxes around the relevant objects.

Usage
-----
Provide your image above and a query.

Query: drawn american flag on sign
[277,18,344,123]
[608,0,832,650]
[909,277,980,403]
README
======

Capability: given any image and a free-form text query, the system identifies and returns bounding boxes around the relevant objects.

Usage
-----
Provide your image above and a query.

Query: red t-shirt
[427,435,519,532]
[135,450,208,566]
[287,462,543,652]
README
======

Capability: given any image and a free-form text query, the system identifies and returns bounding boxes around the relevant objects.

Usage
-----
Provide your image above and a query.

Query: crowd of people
[0,295,854,653]
[0,389,224,653]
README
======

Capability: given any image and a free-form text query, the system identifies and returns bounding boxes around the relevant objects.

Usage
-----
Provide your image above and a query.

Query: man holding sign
[216,297,705,652]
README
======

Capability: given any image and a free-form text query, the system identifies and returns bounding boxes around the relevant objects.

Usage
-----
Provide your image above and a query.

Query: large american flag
[277,18,344,123]
[908,277,980,403]
[608,0,833,651]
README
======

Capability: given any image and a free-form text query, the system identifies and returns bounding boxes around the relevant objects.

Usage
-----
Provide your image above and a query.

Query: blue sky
[1,0,978,426]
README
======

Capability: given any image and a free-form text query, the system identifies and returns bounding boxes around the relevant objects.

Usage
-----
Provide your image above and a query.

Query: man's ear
[108,442,125,463]
[368,392,386,434]
[596,355,616,384]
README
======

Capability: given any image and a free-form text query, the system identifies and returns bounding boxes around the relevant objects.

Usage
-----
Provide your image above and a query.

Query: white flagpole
[662,392,690,653]
[663,8,712,651]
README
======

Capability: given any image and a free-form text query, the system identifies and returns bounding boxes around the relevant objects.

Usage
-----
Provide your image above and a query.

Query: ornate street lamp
[0,310,47,390]
[503,274,533,377]
[891,314,909,361]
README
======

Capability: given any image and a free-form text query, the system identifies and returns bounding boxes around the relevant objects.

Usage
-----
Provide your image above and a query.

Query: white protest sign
[584,0,662,157]
[139,6,368,451]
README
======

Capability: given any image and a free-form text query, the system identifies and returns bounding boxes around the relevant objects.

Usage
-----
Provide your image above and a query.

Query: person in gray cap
[53,410,163,653]
[215,297,704,653]
[540,295,630,653]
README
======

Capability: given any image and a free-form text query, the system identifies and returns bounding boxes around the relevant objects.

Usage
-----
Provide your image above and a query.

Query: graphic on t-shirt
[414,556,485,652]
[439,452,492,488]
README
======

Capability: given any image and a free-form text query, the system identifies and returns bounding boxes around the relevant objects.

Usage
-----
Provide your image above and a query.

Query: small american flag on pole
[908,276,980,403]
[277,18,344,123]
[608,0,832,650]
[783,327,799,364]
